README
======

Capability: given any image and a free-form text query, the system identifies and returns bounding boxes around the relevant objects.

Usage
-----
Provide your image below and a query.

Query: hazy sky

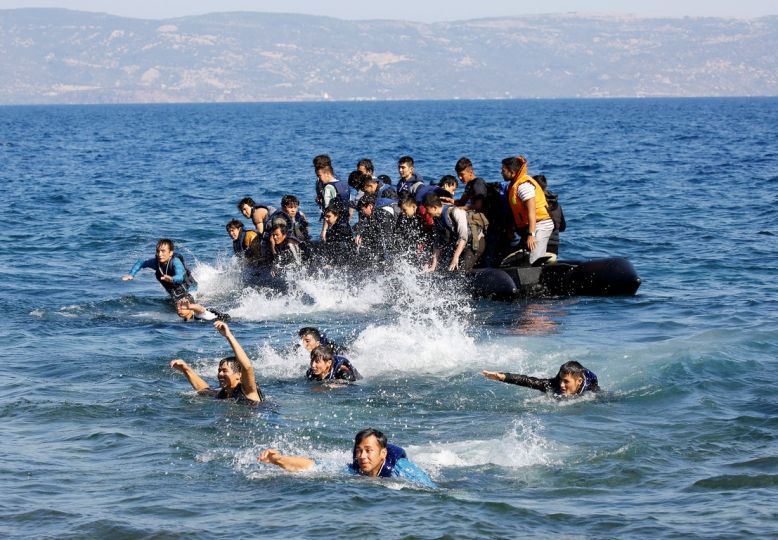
[2,0,777,21]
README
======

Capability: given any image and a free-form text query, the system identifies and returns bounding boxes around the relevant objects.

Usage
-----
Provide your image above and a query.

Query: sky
[1,0,777,21]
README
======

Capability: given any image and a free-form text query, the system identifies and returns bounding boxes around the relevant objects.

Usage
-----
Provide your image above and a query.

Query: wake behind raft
[242,248,640,301]
[465,252,641,300]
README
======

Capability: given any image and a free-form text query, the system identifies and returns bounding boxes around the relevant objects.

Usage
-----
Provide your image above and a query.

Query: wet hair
[398,193,417,207]
[281,194,299,209]
[237,197,256,211]
[310,345,334,364]
[357,158,374,174]
[225,219,244,231]
[377,174,392,185]
[156,238,174,251]
[358,193,377,210]
[557,361,586,380]
[438,175,459,189]
[298,327,322,341]
[501,156,527,175]
[398,155,414,167]
[361,175,378,189]
[218,356,242,374]
[312,154,332,169]
[323,204,342,217]
[354,428,388,450]
[270,223,288,236]
[347,170,363,189]
[422,193,443,209]
[455,157,473,173]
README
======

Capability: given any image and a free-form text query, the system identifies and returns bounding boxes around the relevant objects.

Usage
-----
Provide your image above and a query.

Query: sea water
[1,98,777,538]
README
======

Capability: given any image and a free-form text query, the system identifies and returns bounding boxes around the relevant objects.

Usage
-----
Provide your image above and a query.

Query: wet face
[360,204,374,217]
[270,228,286,245]
[559,374,583,395]
[217,361,241,389]
[227,227,241,240]
[323,212,339,226]
[284,205,298,218]
[156,245,173,264]
[398,162,413,180]
[309,356,333,379]
[353,435,388,476]
[300,335,320,352]
[457,167,475,183]
[239,204,252,218]
[400,202,417,217]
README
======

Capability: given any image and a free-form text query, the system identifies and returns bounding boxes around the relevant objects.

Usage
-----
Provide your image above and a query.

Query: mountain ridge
[2,8,777,104]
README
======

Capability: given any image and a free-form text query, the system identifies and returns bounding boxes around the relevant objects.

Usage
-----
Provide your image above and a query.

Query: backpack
[544,189,566,233]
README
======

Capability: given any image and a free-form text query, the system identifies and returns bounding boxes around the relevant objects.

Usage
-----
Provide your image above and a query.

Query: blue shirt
[345,458,435,488]
[129,257,186,284]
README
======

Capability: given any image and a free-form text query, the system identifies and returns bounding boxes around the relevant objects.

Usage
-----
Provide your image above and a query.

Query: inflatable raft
[466,256,641,300]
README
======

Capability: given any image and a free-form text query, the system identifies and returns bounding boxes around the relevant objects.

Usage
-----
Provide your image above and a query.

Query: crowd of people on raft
[226,153,566,282]
[122,153,598,486]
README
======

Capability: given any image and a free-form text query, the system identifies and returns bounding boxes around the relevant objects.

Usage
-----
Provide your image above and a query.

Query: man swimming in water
[259,428,434,486]
[306,345,361,382]
[122,238,197,301]
[170,321,262,404]
[298,327,346,355]
[482,360,599,396]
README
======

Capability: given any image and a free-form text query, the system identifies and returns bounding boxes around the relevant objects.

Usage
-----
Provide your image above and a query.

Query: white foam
[410,418,557,472]
[190,257,535,378]
[252,341,307,379]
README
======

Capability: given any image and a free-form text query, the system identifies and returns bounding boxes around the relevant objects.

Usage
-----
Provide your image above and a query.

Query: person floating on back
[122,238,197,301]
[482,361,600,397]
[259,428,434,487]
[169,321,263,404]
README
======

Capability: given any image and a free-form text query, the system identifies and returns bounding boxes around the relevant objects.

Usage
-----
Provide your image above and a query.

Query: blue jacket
[128,252,196,298]
[348,443,435,486]
[306,356,362,382]
[397,173,425,196]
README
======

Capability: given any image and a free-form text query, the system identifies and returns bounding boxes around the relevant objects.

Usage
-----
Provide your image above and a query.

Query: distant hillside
[1,8,777,103]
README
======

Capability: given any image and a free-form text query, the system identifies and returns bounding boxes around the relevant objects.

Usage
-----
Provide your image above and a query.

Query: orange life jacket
[507,162,551,229]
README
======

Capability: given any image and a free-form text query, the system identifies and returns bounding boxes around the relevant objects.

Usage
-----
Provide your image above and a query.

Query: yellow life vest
[507,163,550,229]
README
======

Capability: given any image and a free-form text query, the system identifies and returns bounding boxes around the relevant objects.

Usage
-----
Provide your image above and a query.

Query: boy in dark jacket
[482,361,599,396]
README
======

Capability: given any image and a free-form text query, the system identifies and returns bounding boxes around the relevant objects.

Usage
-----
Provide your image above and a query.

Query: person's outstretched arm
[259,449,315,472]
[214,321,262,402]
[122,257,155,280]
[482,370,551,392]
[170,359,212,393]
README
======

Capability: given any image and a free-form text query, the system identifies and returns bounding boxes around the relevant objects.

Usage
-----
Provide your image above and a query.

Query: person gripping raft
[122,238,197,301]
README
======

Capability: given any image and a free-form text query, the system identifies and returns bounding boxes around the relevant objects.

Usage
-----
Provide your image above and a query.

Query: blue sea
[1,98,777,539]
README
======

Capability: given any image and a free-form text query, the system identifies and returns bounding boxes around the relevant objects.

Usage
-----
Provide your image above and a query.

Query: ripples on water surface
[1,98,777,538]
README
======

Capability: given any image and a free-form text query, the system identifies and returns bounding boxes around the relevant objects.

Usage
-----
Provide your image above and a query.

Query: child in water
[482,361,599,396]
